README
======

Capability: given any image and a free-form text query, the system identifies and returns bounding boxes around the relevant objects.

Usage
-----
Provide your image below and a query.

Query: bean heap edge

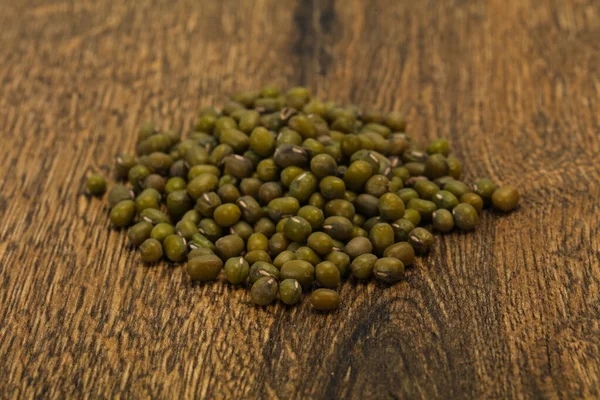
[88,86,520,311]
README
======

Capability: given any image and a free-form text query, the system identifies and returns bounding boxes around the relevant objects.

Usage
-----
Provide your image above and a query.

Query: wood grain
[1,0,599,398]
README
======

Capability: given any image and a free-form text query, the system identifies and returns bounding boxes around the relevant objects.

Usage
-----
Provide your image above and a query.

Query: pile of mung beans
[87,86,520,311]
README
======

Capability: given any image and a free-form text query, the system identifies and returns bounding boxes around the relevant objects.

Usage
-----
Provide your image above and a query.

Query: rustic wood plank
[0,0,599,398]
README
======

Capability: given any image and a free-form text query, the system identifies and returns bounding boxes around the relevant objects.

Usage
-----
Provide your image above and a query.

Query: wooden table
[1,0,599,398]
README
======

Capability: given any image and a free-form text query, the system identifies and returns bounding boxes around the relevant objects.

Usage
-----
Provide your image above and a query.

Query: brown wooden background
[1,0,599,398]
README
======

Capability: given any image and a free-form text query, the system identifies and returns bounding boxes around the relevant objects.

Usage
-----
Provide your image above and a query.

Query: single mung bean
[295,246,321,266]
[319,176,346,200]
[267,197,300,221]
[288,171,318,202]
[452,203,479,231]
[251,277,278,306]
[213,203,242,227]
[197,219,221,242]
[307,232,334,256]
[393,166,411,182]
[296,206,324,231]
[140,208,170,225]
[163,234,187,262]
[151,223,175,242]
[254,218,276,238]
[433,175,455,188]
[115,155,137,180]
[279,279,302,305]
[166,190,193,221]
[351,226,368,238]
[209,144,234,166]
[492,185,520,212]
[446,155,462,179]
[432,190,459,210]
[184,146,209,167]
[474,178,497,203]
[344,160,373,191]
[135,189,160,213]
[444,179,471,198]
[280,166,304,188]
[165,176,187,195]
[277,128,303,146]
[404,162,426,176]
[219,129,249,153]
[413,179,440,200]
[218,183,241,204]
[351,254,377,279]
[379,192,405,221]
[310,289,340,311]
[274,144,309,168]
[189,233,216,251]
[256,158,279,182]
[363,216,384,233]
[249,261,280,284]
[398,188,419,206]
[248,127,276,157]
[388,176,404,192]
[308,192,326,208]
[181,209,201,225]
[406,198,437,221]
[426,139,450,156]
[283,216,312,243]
[408,227,434,254]
[321,216,353,241]
[238,177,262,198]
[188,165,221,181]
[244,250,271,266]
[326,251,351,277]
[87,174,106,196]
[403,209,422,226]
[108,184,133,208]
[432,209,455,232]
[215,234,245,260]
[258,182,283,205]
[187,255,223,282]
[280,260,315,288]
[460,192,484,214]
[268,233,290,257]
[144,174,166,193]
[369,223,395,256]
[188,248,214,259]
[424,153,448,179]
[110,200,136,228]
[345,236,373,259]
[176,219,198,240]
[196,192,222,218]
[247,232,269,252]
[373,257,405,283]
[139,238,163,263]
[354,194,379,218]
[187,174,219,201]
[383,242,415,266]
[288,114,317,138]
[364,175,389,198]
[128,221,154,247]
[391,218,415,242]
[310,153,338,178]
[315,261,341,288]
[324,199,356,220]
[224,155,253,179]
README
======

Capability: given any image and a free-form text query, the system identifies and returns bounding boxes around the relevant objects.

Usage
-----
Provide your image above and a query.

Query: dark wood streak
[0,0,600,398]
[293,0,316,85]
[293,0,336,84]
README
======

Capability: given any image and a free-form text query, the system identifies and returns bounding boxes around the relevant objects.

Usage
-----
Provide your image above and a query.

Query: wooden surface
[1,0,599,398]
